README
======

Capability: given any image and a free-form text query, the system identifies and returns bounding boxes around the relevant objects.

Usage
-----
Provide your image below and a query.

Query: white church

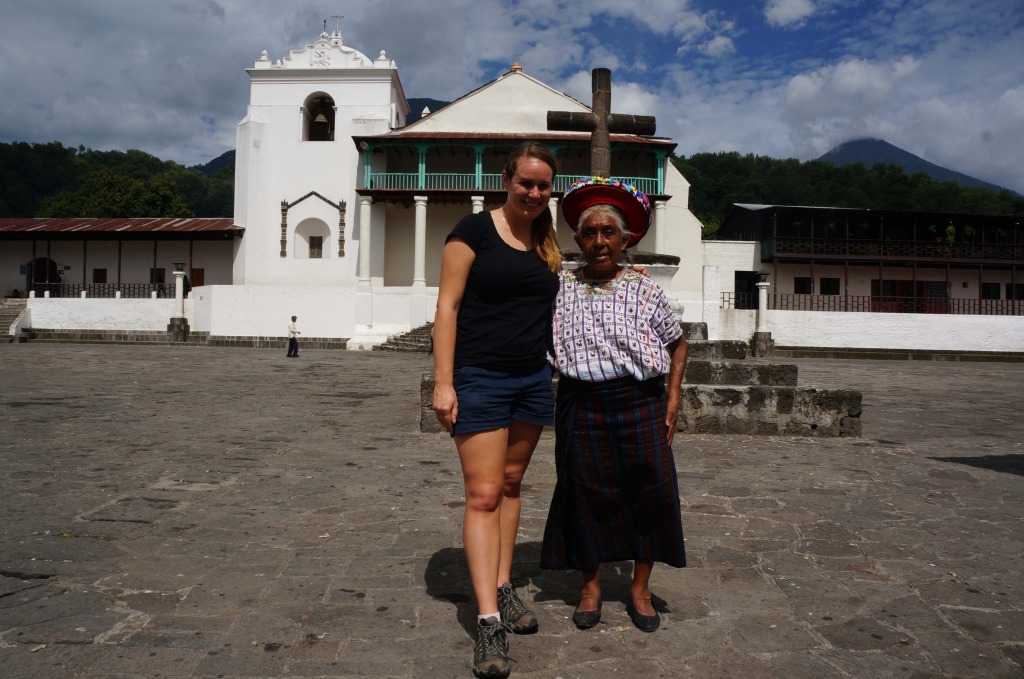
[2,27,1020,355]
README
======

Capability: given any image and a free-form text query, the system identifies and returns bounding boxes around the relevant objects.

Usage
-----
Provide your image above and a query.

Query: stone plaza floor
[0,344,1022,678]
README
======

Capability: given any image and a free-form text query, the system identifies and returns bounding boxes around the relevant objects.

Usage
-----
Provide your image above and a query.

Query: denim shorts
[452,364,555,436]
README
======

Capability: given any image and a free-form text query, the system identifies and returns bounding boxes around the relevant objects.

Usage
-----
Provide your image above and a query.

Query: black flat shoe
[627,604,660,633]
[571,600,602,629]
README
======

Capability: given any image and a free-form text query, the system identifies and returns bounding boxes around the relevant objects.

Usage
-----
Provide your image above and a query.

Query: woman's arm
[664,336,689,446]
[433,238,475,434]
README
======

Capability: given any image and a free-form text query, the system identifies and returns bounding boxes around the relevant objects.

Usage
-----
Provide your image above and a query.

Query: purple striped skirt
[540,374,686,571]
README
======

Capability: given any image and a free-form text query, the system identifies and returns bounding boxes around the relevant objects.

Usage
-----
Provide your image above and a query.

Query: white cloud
[700,35,736,57]
[0,0,1020,193]
[765,0,816,28]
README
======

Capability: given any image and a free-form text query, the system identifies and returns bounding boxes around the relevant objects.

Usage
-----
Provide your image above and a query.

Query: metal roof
[352,131,676,148]
[0,217,242,235]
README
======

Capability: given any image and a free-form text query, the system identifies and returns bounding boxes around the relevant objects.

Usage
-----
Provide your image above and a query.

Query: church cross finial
[331,11,344,34]
[547,68,656,178]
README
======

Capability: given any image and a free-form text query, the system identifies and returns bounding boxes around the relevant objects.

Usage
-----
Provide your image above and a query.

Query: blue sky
[1,0,1021,193]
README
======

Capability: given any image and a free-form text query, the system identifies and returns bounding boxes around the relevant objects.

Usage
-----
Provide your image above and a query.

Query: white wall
[27,298,178,331]
[191,284,357,337]
[766,310,1024,352]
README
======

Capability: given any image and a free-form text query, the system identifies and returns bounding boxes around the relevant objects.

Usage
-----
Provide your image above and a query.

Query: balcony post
[654,200,667,254]
[473,146,484,190]
[417,145,427,190]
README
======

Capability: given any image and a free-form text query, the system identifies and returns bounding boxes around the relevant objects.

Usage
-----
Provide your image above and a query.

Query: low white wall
[192,285,358,337]
[711,306,1024,352]
[27,298,178,331]
[766,310,1024,352]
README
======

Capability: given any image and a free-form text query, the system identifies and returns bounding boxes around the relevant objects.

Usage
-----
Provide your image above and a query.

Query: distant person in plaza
[287,315,300,357]
[541,177,689,633]
[432,141,561,679]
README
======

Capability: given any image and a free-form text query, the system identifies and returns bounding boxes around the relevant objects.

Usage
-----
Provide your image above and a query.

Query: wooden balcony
[765,238,1024,263]
[721,292,1024,316]
[363,173,660,195]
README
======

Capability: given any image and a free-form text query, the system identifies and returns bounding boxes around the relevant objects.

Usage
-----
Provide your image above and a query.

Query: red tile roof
[0,217,241,235]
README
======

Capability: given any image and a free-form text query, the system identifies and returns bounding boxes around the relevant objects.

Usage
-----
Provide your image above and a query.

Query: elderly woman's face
[576,210,625,277]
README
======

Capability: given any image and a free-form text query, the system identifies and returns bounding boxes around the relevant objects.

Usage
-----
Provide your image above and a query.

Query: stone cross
[547,68,656,177]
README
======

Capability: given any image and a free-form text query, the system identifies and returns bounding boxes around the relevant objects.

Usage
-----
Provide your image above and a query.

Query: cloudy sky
[1,0,1022,193]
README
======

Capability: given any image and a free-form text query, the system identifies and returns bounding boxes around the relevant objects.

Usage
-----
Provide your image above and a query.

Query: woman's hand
[665,392,680,446]
[631,265,650,278]
[664,337,688,446]
[433,383,459,434]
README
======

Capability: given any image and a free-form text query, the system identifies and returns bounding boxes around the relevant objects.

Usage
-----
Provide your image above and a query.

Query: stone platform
[420,322,862,437]
[1,345,1022,678]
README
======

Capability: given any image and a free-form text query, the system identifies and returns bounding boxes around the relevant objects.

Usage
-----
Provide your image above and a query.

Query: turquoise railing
[365,173,660,194]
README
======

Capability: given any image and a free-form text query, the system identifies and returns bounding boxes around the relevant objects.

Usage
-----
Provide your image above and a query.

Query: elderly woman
[541,177,688,633]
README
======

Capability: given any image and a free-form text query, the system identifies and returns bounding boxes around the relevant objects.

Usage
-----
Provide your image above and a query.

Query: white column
[654,200,667,254]
[358,196,374,290]
[471,196,485,214]
[756,280,771,333]
[413,196,428,287]
[172,269,185,318]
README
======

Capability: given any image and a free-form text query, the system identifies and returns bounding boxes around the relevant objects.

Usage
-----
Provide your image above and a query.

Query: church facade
[213,28,704,347]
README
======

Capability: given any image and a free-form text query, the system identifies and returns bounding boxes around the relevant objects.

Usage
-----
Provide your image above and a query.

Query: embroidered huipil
[549,268,683,382]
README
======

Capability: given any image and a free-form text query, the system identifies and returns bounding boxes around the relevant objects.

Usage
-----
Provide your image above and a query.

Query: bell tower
[233,26,409,286]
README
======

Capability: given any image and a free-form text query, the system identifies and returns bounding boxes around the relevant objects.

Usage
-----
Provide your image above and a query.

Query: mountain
[817,138,1014,194]
[406,98,450,124]
[192,150,234,177]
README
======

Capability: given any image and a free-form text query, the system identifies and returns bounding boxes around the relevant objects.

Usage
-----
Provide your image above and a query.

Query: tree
[39,170,193,218]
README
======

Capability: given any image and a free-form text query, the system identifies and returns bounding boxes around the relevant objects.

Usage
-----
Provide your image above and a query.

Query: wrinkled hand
[433,384,458,434]
[632,265,650,278]
[665,394,680,445]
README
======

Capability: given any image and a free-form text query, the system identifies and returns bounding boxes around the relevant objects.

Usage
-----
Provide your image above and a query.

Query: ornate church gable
[251,29,396,71]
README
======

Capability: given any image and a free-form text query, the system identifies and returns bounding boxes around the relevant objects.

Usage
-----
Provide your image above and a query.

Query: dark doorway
[734,271,759,309]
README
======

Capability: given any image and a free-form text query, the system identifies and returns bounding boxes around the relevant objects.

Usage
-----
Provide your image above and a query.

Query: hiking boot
[497,582,538,634]
[473,618,511,679]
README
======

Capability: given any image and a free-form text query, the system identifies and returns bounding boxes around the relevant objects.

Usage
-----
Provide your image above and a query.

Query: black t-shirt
[448,211,559,372]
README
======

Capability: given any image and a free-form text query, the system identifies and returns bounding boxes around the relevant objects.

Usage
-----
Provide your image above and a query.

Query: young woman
[433,141,561,679]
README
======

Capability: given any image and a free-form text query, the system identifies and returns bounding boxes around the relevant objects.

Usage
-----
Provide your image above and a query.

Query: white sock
[478,613,501,625]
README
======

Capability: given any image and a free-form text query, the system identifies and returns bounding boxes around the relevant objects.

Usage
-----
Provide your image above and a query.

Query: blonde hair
[503,141,562,273]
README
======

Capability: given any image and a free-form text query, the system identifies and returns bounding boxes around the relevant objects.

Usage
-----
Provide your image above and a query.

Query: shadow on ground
[930,453,1024,477]
[424,541,670,637]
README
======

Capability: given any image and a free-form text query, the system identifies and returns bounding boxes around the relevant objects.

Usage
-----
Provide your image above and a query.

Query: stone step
[681,384,861,437]
[679,321,707,341]
[373,322,434,353]
[687,340,748,361]
[684,360,797,387]
[418,373,861,437]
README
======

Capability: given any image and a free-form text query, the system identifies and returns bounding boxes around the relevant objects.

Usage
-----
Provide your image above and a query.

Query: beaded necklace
[571,266,628,295]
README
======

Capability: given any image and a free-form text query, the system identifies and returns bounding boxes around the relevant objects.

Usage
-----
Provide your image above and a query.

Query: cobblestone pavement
[1,345,1021,678]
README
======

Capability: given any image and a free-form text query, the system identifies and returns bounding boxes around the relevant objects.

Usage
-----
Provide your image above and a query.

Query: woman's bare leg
[630,560,656,616]
[456,428,510,616]
[578,569,601,612]
[496,420,542,587]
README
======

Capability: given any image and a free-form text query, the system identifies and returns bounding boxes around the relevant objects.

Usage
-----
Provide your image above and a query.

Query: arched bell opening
[303,93,336,142]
